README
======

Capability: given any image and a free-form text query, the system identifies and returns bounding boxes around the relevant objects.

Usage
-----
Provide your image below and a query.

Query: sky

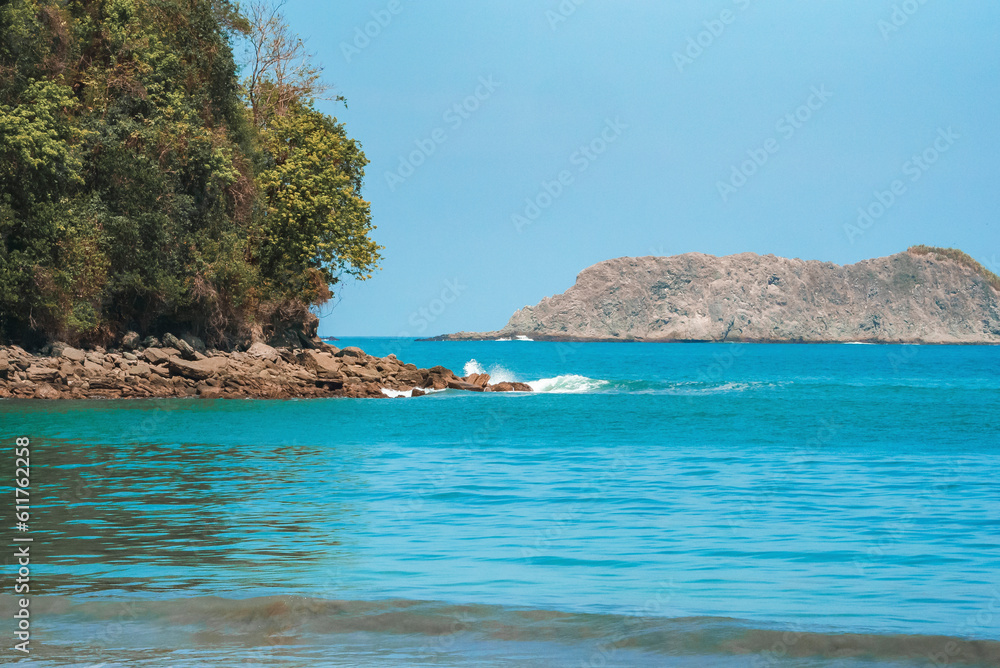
[277,0,1000,337]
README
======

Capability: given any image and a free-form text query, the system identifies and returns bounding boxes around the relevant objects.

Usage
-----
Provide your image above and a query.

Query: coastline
[0,341,530,400]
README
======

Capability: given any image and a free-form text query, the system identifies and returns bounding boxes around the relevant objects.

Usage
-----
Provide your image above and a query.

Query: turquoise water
[2,340,1000,666]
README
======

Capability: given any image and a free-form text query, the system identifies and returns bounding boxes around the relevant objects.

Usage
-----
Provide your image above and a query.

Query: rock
[436,248,1000,344]
[464,373,491,388]
[247,341,279,360]
[163,333,197,360]
[197,384,224,399]
[166,356,229,381]
[335,346,366,359]
[143,348,171,365]
[395,369,425,386]
[59,346,86,362]
[26,365,59,382]
[511,382,533,392]
[447,380,485,392]
[0,354,8,378]
[141,335,161,348]
[121,331,141,350]
[345,365,381,382]
[131,362,152,378]
[88,376,120,390]
[33,383,61,399]
[182,333,206,353]
[411,388,426,397]
[487,382,514,392]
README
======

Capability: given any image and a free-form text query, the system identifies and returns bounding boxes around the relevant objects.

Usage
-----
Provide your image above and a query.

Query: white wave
[463,359,517,384]
[494,337,512,342]
[515,335,534,341]
[380,387,442,398]
[527,374,609,393]
[464,359,485,376]
[843,341,875,345]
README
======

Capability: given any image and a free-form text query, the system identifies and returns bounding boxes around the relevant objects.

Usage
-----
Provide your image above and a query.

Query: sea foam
[527,374,609,393]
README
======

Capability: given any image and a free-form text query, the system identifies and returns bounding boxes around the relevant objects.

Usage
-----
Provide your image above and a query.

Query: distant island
[432,246,1000,344]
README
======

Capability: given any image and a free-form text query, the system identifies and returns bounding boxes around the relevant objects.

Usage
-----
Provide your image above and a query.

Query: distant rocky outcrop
[436,247,1000,344]
[0,340,531,400]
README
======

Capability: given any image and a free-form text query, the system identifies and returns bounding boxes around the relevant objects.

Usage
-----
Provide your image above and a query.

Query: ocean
[2,339,999,667]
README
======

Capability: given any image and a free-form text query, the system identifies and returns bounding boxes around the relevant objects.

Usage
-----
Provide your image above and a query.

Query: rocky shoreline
[0,336,532,400]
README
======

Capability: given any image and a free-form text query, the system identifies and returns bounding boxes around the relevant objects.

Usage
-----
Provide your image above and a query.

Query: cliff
[438,247,1000,344]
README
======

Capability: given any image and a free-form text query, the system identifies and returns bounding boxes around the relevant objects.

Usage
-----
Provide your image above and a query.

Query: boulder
[121,331,141,351]
[88,376,120,390]
[82,360,103,375]
[447,380,485,392]
[247,341,279,360]
[131,362,152,379]
[143,348,171,365]
[141,335,161,348]
[59,346,86,362]
[33,383,61,399]
[411,388,426,397]
[162,333,197,360]
[49,341,71,357]
[182,333,207,354]
[26,365,59,382]
[0,354,8,378]
[345,365,381,382]
[464,373,491,388]
[486,382,514,392]
[395,369,426,386]
[166,356,229,381]
[197,384,224,399]
[335,346,366,359]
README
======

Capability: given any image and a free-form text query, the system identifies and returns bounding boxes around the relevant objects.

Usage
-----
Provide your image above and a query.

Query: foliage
[0,0,380,347]
[907,246,1000,292]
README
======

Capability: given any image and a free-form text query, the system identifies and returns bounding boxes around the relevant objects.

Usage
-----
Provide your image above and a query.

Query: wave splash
[463,359,517,384]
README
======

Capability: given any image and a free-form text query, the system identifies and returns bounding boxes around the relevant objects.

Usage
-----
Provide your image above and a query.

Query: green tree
[0,0,380,347]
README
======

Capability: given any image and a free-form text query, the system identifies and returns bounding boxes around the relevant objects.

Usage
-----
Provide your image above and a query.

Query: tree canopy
[0,0,380,347]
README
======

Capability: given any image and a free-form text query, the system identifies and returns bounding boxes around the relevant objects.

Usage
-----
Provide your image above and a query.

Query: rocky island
[435,246,1000,344]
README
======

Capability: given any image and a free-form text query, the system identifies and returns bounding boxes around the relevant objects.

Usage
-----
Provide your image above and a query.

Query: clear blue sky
[277,0,1000,337]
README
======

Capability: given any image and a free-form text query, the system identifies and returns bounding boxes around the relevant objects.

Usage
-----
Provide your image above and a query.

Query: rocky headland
[435,247,1000,344]
[0,334,531,400]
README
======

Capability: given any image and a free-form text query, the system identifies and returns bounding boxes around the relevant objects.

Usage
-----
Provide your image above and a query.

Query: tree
[256,102,380,303]
[242,0,342,128]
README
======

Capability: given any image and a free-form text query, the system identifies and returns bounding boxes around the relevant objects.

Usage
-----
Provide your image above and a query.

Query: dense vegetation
[908,246,1000,292]
[0,0,381,348]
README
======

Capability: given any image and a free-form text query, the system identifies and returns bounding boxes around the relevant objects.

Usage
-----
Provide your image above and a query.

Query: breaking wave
[527,374,610,393]
[463,359,517,384]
